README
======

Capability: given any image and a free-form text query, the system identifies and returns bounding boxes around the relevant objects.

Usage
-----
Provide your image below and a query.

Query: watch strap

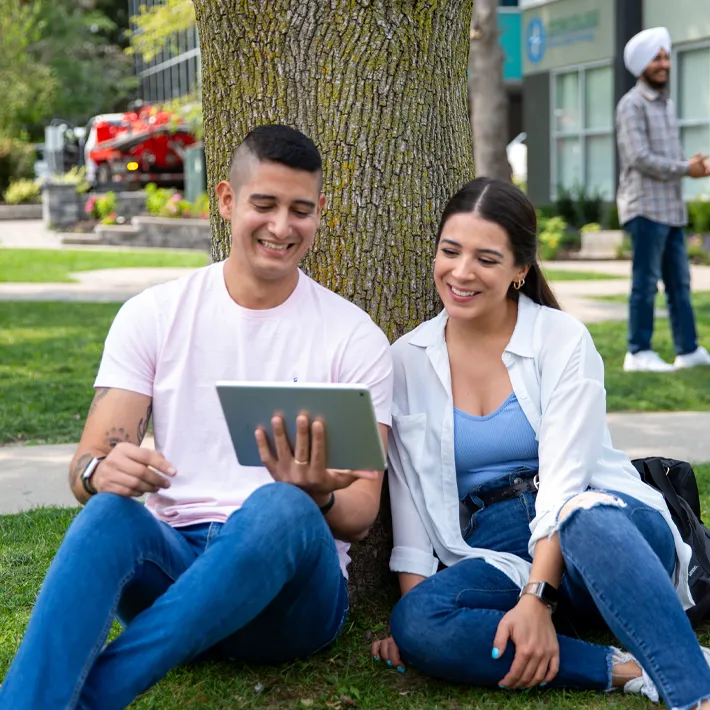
[319,492,336,515]
[519,581,559,611]
[81,456,106,496]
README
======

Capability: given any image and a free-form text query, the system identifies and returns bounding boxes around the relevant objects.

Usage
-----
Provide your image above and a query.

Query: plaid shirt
[615,80,689,227]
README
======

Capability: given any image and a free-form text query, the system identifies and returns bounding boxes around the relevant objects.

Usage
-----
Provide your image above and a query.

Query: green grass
[0,248,208,283]
[3,468,710,709]
[543,269,623,282]
[1,293,710,446]
[589,292,710,412]
[0,301,121,444]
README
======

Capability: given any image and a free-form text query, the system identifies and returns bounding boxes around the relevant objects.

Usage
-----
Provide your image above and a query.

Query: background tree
[468,0,512,181]
[0,0,135,141]
[191,0,475,597]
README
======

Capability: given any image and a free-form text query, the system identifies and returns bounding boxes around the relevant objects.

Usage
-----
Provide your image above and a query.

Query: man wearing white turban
[616,27,710,372]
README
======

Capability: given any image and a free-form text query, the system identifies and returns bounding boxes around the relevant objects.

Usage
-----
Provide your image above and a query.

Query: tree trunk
[193,0,474,601]
[469,0,512,182]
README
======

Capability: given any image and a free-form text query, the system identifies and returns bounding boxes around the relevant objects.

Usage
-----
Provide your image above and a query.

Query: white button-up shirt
[388,295,693,610]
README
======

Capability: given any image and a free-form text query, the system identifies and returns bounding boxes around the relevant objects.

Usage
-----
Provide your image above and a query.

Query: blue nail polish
[491,648,500,659]
[373,655,379,661]
[540,682,548,687]
[386,660,392,667]
[499,684,508,689]
[397,666,406,673]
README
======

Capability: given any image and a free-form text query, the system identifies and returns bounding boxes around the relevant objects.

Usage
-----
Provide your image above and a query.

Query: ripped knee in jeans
[555,491,627,531]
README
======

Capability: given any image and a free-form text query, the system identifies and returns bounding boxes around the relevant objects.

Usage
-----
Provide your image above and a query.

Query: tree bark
[193,0,474,601]
[469,0,512,182]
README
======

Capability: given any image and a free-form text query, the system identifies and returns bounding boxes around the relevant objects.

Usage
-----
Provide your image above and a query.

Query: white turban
[624,27,672,78]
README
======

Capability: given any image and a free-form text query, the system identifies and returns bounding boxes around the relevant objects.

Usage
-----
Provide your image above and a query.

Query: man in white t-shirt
[0,125,393,709]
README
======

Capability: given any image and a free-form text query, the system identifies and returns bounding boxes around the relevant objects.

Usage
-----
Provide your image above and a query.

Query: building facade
[521,0,710,207]
[127,0,201,103]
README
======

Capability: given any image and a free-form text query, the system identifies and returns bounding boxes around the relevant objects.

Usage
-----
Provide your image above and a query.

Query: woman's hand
[371,636,406,673]
[492,595,559,689]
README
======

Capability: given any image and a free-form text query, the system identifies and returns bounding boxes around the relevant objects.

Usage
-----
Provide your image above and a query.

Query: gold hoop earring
[513,277,525,291]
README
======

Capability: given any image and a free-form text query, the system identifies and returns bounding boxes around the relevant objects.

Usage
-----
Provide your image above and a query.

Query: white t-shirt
[95,262,393,576]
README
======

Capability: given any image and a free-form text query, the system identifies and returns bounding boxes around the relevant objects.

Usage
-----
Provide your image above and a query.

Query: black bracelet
[319,492,336,515]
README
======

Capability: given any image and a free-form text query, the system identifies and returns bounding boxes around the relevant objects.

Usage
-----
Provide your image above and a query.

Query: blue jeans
[391,472,710,710]
[626,216,697,355]
[0,482,349,710]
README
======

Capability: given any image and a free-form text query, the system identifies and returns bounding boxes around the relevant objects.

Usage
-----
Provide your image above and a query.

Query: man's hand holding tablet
[254,413,378,507]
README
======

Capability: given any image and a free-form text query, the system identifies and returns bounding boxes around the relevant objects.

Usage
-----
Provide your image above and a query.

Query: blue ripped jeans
[391,471,710,710]
[0,482,349,710]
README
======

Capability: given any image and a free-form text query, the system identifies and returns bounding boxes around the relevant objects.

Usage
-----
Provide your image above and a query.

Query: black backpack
[632,457,710,627]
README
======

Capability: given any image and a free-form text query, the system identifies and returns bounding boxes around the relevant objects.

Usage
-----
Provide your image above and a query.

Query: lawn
[589,292,710,412]
[543,269,623,281]
[3,465,710,708]
[0,301,121,444]
[0,248,208,283]
[2,294,710,447]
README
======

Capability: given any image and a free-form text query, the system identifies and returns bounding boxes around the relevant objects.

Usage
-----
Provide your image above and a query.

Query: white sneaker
[674,346,710,369]
[619,647,710,706]
[623,350,676,372]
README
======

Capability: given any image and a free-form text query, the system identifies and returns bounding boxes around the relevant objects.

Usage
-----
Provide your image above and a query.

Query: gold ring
[294,459,309,466]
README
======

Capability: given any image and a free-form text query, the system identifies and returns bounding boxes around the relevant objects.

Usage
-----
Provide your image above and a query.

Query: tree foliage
[0,0,135,140]
[127,0,196,62]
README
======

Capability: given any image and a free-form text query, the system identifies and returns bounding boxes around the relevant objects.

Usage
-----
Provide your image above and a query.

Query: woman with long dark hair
[372,178,710,708]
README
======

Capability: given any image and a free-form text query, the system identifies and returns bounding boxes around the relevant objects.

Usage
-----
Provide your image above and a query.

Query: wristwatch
[519,581,559,612]
[81,456,106,496]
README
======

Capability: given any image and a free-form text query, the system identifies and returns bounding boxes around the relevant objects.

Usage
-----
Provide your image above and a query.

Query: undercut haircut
[228,124,323,192]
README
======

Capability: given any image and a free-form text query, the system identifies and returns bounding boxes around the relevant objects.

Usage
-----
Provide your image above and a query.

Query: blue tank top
[454,392,539,498]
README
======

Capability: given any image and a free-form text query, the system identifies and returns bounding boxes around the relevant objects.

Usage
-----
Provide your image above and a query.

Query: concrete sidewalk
[3,415,710,515]
[0,267,196,302]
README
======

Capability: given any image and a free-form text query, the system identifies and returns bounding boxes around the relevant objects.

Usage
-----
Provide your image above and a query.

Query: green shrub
[554,184,604,228]
[145,183,196,218]
[145,182,176,216]
[537,214,568,260]
[554,186,577,227]
[3,178,41,204]
[0,136,35,194]
[603,202,621,230]
[688,200,710,234]
[192,192,210,219]
[580,222,601,234]
[52,166,90,194]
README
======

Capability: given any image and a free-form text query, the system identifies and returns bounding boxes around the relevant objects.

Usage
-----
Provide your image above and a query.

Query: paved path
[0,267,196,302]
[548,260,710,323]
[0,220,62,248]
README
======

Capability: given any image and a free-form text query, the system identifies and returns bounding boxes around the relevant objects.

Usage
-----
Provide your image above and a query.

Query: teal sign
[499,10,522,81]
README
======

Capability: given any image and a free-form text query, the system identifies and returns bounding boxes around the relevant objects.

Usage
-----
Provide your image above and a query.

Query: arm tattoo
[137,403,153,445]
[104,427,132,448]
[88,388,111,417]
[71,452,93,487]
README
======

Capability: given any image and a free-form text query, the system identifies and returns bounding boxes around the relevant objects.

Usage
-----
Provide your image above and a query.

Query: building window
[676,45,710,199]
[551,64,614,200]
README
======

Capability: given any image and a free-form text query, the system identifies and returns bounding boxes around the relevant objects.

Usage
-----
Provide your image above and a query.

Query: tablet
[216,381,386,471]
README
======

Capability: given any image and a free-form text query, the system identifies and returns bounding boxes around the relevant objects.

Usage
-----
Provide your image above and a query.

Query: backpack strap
[642,459,710,574]
[642,459,688,524]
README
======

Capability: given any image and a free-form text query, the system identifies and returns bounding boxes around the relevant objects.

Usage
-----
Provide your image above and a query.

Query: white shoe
[619,647,710,706]
[674,346,710,369]
[623,350,676,372]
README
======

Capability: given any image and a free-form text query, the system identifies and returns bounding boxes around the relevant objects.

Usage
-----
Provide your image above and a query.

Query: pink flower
[84,196,96,214]
[170,193,182,203]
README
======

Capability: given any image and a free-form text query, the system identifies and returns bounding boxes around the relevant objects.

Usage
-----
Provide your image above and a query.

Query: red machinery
[84,105,197,188]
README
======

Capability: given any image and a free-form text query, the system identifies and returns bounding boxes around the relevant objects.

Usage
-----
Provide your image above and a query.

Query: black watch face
[541,582,559,605]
